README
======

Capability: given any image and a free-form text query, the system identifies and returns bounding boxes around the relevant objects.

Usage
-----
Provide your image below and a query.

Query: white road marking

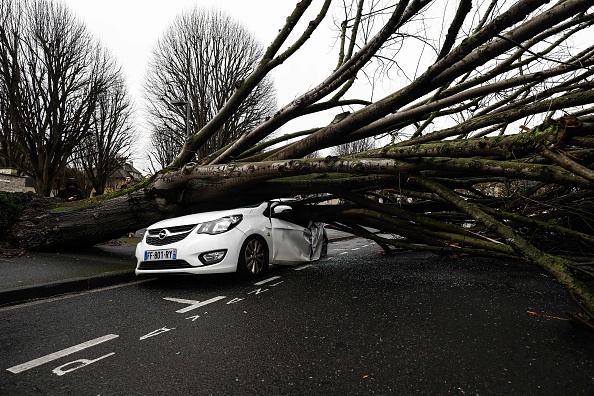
[254,276,281,285]
[294,264,312,271]
[340,252,349,255]
[139,327,175,340]
[52,352,115,376]
[247,288,269,295]
[163,296,226,313]
[226,297,245,304]
[7,334,119,374]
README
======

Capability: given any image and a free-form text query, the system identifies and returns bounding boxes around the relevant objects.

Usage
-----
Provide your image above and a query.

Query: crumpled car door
[308,221,325,261]
[270,215,312,264]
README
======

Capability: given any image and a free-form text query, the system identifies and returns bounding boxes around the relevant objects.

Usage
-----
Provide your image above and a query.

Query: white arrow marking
[163,296,226,313]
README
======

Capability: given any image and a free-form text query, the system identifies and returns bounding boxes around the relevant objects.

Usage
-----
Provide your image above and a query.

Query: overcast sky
[60,0,341,169]
[62,0,337,112]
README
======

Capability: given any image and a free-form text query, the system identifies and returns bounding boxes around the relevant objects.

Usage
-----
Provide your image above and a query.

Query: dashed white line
[254,276,282,285]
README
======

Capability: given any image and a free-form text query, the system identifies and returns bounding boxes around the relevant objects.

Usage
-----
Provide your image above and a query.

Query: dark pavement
[1,232,593,395]
[1,237,592,395]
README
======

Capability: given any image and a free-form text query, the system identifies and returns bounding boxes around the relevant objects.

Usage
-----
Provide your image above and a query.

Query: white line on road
[254,276,282,285]
[7,334,119,374]
[294,264,312,271]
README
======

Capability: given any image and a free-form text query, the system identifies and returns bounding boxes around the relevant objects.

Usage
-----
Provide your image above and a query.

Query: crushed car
[135,199,327,278]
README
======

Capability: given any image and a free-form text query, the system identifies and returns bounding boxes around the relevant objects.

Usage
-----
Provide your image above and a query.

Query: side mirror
[272,205,292,214]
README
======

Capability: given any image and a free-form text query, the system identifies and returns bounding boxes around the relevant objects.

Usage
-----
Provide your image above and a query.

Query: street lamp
[171,97,190,137]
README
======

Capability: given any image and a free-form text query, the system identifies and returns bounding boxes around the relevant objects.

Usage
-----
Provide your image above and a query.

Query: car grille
[138,260,193,270]
[145,224,197,246]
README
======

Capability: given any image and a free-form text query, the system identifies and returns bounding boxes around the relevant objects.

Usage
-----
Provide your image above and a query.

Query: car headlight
[196,215,243,235]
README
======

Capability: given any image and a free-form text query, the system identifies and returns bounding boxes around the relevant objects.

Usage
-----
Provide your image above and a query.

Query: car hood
[147,207,258,230]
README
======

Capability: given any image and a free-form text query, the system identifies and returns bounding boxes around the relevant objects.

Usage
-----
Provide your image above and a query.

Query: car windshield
[240,203,263,208]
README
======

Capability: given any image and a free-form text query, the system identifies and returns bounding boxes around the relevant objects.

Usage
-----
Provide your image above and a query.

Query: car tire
[237,235,269,278]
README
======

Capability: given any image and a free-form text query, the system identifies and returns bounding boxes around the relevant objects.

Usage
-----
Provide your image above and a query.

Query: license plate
[144,249,177,261]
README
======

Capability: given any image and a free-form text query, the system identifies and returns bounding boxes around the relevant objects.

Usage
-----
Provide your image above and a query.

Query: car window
[242,203,262,208]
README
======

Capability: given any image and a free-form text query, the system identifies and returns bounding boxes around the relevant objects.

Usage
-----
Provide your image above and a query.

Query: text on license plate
[144,249,177,261]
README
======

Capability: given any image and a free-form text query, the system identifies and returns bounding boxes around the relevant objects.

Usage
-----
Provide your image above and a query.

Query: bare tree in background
[0,0,119,196]
[3,0,594,329]
[0,0,24,173]
[0,93,25,171]
[72,78,136,196]
[331,137,376,156]
[144,7,276,170]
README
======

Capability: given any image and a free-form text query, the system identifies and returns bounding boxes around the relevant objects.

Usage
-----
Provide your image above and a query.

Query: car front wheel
[237,236,269,278]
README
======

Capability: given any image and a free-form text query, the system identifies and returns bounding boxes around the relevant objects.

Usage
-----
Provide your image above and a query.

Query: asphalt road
[1,238,593,395]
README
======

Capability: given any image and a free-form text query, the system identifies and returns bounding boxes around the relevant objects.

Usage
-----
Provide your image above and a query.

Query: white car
[135,200,327,278]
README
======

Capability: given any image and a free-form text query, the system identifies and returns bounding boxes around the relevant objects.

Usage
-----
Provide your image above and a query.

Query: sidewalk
[0,236,141,307]
[0,229,353,307]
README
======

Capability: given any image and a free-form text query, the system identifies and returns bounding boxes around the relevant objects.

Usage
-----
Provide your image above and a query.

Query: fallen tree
[1,0,594,328]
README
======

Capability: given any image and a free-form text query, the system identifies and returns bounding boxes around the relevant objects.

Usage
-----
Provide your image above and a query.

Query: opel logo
[158,229,169,240]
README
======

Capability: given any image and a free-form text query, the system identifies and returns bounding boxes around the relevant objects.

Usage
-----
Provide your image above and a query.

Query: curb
[0,271,136,307]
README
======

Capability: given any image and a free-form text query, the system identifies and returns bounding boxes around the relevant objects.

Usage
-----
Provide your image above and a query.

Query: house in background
[0,168,35,193]
[106,162,144,192]
[1,163,144,195]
